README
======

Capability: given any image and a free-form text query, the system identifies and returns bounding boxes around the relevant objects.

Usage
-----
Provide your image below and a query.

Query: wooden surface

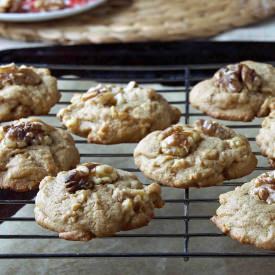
[0,0,274,44]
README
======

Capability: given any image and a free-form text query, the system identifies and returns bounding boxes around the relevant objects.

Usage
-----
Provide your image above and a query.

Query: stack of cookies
[1,61,275,249]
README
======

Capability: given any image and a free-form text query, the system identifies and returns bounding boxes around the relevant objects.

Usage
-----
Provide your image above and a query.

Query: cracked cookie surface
[0,117,80,192]
[57,81,181,144]
[212,171,275,250]
[34,162,164,241]
[190,61,275,121]
[0,63,60,121]
[134,119,257,188]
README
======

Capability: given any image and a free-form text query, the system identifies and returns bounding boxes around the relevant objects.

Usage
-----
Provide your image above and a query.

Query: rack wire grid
[0,42,275,260]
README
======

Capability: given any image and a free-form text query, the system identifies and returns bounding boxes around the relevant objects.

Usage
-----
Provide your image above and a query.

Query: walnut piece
[65,164,119,194]
[160,126,201,157]
[65,166,96,194]
[195,119,233,140]
[253,173,275,204]
[0,64,41,88]
[1,121,52,148]
[214,63,262,93]
[82,84,118,106]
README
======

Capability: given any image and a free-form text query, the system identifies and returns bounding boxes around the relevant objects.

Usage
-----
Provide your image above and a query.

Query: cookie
[0,63,60,121]
[256,111,275,167]
[0,118,80,192]
[57,81,181,144]
[190,61,275,121]
[212,171,275,250]
[34,162,164,241]
[134,119,257,188]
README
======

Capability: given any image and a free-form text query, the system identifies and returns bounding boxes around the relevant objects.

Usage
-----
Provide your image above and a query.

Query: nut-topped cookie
[212,171,275,250]
[35,162,164,241]
[0,118,80,192]
[134,119,256,188]
[57,81,181,144]
[0,63,60,121]
[190,61,275,121]
[256,111,275,167]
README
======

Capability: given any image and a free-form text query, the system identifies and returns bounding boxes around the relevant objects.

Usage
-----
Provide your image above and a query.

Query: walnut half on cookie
[34,162,164,241]
[134,120,257,188]
[212,171,275,250]
[0,63,60,122]
[57,81,181,144]
[0,118,80,192]
[190,61,275,121]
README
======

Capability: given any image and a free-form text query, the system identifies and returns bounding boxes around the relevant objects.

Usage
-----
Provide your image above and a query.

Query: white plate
[0,0,106,22]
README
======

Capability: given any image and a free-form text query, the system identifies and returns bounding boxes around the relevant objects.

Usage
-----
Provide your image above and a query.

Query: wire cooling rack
[0,42,275,260]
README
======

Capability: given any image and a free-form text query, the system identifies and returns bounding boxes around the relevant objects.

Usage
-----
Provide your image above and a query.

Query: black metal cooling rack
[0,41,275,260]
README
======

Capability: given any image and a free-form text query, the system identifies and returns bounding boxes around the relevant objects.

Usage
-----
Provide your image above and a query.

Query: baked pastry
[190,61,275,121]
[57,81,181,144]
[0,118,80,192]
[134,119,257,188]
[212,171,275,250]
[0,63,60,121]
[34,162,164,241]
[257,111,275,167]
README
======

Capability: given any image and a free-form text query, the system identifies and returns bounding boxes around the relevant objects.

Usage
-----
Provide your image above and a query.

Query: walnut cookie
[190,61,275,121]
[256,111,275,167]
[35,162,164,241]
[0,63,60,121]
[134,119,257,188]
[212,171,275,250]
[57,81,181,144]
[0,118,80,192]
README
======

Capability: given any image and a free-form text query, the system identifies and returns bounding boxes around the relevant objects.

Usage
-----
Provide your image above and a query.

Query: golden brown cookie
[0,63,60,121]
[190,61,275,121]
[35,162,164,241]
[0,117,80,192]
[134,119,257,188]
[57,81,181,144]
[256,110,275,167]
[212,171,275,250]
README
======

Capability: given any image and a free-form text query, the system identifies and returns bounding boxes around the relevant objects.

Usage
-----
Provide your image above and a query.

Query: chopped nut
[258,188,269,201]
[202,150,219,160]
[65,169,94,194]
[214,63,262,93]
[195,119,233,140]
[65,164,119,193]
[82,84,111,101]
[97,92,117,106]
[253,172,275,204]
[122,198,134,215]
[71,203,81,211]
[228,136,246,148]
[2,121,52,148]
[82,84,118,106]
[160,126,201,157]
[125,81,138,92]
[0,64,41,88]
[93,164,118,184]
[76,165,90,175]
